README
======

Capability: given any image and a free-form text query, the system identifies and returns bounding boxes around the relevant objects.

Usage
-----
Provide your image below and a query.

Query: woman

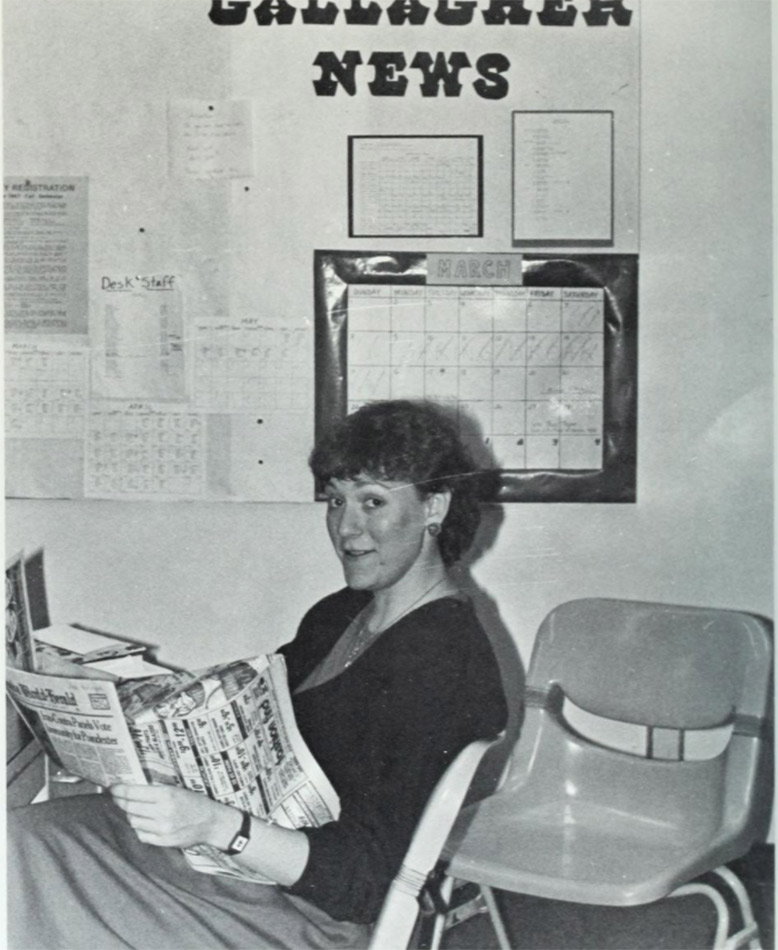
[9,399,507,950]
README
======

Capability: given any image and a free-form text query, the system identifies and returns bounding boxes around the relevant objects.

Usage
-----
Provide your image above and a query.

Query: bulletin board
[314,251,637,503]
[2,4,315,504]
[4,0,640,505]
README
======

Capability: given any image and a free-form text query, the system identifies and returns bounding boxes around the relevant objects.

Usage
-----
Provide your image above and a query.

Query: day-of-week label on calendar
[427,253,523,286]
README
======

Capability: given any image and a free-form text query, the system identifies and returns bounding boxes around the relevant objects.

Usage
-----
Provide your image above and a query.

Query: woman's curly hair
[310,400,488,566]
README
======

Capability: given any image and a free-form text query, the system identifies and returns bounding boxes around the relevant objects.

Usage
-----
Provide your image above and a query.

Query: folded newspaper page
[6,667,149,786]
[6,654,339,883]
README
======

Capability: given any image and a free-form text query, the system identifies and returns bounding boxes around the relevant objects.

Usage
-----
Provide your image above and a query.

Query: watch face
[229,833,250,855]
[226,811,252,854]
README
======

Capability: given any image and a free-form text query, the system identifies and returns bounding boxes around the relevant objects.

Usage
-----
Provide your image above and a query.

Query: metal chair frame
[368,736,501,950]
[431,599,773,950]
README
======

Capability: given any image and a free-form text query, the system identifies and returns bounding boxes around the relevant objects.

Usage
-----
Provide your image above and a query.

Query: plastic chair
[432,599,773,950]
[368,736,501,950]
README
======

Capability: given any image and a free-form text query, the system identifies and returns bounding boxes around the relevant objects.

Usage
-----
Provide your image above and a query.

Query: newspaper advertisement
[6,653,339,882]
[118,654,340,881]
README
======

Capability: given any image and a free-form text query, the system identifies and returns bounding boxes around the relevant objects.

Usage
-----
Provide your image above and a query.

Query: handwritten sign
[168,99,254,180]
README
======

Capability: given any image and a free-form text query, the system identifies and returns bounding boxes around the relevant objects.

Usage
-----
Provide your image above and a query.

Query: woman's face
[324,475,431,593]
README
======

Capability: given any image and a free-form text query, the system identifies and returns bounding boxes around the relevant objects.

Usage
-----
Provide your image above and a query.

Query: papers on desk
[34,624,149,678]
[6,550,36,672]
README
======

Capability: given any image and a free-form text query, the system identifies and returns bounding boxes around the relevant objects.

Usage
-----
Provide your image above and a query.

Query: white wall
[6,1,772,677]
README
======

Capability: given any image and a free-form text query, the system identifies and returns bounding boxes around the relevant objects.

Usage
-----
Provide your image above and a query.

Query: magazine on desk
[6,652,340,883]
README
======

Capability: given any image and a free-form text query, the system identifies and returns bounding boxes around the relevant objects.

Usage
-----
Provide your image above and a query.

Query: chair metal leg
[713,866,761,950]
[435,867,760,950]
[669,867,762,950]
[669,882,730,949]
[482,885,512,950]
[431,879,512,950]
[430,875,455,950]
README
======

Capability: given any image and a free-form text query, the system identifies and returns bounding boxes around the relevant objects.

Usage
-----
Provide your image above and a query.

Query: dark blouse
[279,587,507,924]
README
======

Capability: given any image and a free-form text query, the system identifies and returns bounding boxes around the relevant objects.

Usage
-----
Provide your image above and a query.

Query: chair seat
[446,796,731,906]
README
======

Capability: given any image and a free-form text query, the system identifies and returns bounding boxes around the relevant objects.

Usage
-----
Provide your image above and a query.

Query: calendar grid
[347,283,604,471]
[5,344,87,439]
[85,405,206,498]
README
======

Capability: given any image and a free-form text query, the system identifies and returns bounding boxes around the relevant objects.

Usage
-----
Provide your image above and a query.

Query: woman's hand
[109,783,240,850]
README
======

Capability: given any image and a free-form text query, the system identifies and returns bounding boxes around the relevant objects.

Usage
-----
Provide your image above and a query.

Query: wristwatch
[224,809,252,855]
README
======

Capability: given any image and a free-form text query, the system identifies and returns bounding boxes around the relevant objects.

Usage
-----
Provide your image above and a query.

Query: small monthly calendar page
[85,402,206,499]
[346,282,605,471]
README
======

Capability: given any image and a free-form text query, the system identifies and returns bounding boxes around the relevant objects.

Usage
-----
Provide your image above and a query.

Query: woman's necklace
[343,577,448,669]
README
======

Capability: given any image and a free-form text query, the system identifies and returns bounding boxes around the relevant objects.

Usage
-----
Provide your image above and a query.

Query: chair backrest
[506,598,773,869]
[528,598,772,729]
[369,737,499,950]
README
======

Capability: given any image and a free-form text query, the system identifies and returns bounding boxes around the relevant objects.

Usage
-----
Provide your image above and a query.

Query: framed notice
[512,111,614,245]
[314,250,637,503]
[349,135,483,238]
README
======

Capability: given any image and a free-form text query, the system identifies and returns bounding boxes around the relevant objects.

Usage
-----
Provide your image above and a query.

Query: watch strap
[224,809,252,855]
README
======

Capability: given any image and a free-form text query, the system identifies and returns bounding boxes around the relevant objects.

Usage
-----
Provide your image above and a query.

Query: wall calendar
[315,251,637,503]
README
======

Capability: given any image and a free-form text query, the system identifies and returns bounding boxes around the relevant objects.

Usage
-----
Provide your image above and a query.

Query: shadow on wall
[447,401,526,802]
[455,507,526,805]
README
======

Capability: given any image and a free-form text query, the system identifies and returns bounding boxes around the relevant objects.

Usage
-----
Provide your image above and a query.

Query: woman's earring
[427,523,441,537]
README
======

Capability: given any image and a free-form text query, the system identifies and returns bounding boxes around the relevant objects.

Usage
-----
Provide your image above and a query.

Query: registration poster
[4,176,89,335]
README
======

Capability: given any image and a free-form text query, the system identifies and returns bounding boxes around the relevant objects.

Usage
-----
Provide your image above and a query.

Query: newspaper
[6,654,339,883]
